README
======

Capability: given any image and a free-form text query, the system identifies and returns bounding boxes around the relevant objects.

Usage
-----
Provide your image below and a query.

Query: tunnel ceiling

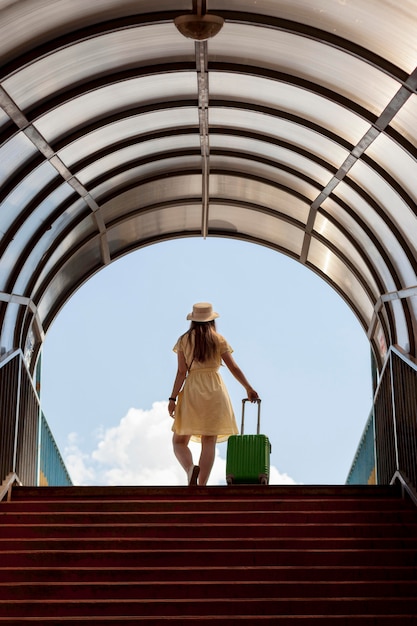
[1,0,417,371]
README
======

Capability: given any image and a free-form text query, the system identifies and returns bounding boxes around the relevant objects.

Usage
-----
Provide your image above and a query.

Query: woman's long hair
[185,320,217,362]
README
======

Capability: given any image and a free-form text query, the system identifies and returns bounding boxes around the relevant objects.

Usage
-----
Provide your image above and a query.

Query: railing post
[372,405,378,485]
[11,354,23,475]
[389,351,400,474]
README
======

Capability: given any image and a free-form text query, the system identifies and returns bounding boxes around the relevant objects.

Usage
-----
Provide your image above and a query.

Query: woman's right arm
[221,351,259,402]
[168,351,188,417]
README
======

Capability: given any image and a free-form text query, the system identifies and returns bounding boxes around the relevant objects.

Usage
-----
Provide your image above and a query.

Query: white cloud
[64,401,298,487]
[269,465,298,485]
[64,432,96,485]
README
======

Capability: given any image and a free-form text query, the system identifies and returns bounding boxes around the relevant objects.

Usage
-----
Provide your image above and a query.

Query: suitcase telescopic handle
[241,398,262,435]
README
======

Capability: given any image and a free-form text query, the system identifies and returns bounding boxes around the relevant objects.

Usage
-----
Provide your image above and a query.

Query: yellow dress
[172,332,239,443]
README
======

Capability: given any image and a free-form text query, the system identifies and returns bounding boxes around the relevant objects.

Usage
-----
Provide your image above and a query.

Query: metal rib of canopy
[1,0,417,373]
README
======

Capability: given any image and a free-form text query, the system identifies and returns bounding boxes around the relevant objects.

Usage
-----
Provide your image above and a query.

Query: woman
[168,302,259,486]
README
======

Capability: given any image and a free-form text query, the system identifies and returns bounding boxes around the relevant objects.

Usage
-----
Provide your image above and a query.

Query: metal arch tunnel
[1,1,417,490]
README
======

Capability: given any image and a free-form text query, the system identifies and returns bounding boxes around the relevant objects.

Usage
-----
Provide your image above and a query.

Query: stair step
[2,564,416,583]
[3,547,417,567]
[10,485,401,501]
[4,496,408,512]
[1,536,417,551]
[2,596,417,618]
[1,617,417,625]
[2,521,416,539]
[2,580,417,601]
[2,510,416,524]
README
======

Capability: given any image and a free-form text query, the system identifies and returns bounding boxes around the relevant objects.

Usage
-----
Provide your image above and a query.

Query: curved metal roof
[1,0,417,373]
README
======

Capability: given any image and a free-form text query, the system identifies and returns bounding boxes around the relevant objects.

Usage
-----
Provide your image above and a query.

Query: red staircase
[1,484,417,623]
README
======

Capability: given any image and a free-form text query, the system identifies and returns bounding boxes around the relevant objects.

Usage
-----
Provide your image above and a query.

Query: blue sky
[40,237,373,486]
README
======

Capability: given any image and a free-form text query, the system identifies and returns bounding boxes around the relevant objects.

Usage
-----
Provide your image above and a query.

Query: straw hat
[187,302,219,322]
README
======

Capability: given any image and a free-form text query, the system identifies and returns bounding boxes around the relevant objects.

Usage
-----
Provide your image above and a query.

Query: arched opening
[40,237,371,486]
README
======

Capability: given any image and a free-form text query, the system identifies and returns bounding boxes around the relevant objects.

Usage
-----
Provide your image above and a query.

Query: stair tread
[1,617,417,624]
[3,512,415,525]
[2,564,416,583]
[2,522,416,544]
[3,596,417,618]
[11,485,400,496]
[2,579,417,599]
[2,531,415,548]
[4,615,417,622]
[4,497,411,505]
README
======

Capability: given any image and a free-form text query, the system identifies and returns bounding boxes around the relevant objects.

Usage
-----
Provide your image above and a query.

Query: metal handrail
[390,470,417,508]
[0,472,22,502]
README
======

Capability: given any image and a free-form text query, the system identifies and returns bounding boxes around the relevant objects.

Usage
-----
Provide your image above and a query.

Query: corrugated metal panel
[346,411,375,485]
[374,347,417,488]
[15,356,39,485]
[39,413,72,486]
[0,350,39,485]
[0,350,71,486]
[0,352,19,483]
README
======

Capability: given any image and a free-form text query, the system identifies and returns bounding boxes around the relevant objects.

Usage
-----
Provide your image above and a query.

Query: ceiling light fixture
[174,0,224,41]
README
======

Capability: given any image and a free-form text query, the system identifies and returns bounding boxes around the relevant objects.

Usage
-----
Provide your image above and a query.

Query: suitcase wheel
[226,473,269,485]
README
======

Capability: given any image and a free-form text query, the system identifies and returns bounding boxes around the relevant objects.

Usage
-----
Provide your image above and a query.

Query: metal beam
[196,41,210,238]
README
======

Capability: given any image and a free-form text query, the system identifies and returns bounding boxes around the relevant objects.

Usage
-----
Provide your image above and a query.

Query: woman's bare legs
[172,434,199,484]
[172,433,216,485]
[172,433,193,471]
[198,435,217,485]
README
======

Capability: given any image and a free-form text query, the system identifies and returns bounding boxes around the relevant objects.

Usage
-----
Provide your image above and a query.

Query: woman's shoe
[187,465,200,486]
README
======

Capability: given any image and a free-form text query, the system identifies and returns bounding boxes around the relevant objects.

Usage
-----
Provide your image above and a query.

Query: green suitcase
[226,399,271,485]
